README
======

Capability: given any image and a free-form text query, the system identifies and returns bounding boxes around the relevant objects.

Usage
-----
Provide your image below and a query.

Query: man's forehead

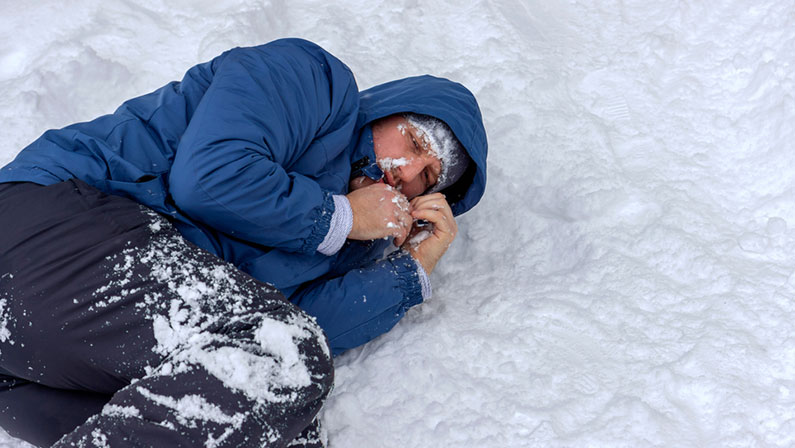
[402,120,436,154]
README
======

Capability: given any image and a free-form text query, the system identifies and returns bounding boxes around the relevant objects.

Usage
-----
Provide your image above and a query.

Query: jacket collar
[348,124,383,182]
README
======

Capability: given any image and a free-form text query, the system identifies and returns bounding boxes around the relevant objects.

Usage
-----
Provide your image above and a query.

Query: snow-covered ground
[2,0,795,446]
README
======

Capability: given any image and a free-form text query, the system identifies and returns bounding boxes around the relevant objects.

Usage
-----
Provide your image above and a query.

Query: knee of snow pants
[0,179,334,447]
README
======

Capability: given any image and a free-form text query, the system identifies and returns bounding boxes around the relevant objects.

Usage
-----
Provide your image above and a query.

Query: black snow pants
[0,179,333,447]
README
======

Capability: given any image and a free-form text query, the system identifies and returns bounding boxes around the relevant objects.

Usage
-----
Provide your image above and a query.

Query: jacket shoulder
[229,39,351,73]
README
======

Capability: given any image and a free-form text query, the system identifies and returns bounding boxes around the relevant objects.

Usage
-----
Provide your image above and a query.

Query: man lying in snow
[0,38,487,446]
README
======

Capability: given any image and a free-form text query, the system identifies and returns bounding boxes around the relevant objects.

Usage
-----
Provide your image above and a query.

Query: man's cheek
[403,183,422,200]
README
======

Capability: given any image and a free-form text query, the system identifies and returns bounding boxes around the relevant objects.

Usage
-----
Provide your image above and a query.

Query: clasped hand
[347,183,457,274]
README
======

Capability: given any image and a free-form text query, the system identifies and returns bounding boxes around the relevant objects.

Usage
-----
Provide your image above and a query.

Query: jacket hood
[357,75,488,216]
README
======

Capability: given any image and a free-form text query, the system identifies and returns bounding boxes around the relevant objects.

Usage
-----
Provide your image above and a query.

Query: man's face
[370,115,442,199]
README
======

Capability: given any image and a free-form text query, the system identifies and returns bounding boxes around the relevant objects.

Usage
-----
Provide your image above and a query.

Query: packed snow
[2,0,795,446]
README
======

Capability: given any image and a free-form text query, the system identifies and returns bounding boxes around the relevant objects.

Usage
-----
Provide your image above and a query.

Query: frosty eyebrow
[408,130,422,154]
[406,126,439,190]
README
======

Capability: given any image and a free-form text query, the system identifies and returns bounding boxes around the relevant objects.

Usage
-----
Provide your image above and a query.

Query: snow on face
[403,114,463,192]
[377,156,409,176]
[372,115,442,199]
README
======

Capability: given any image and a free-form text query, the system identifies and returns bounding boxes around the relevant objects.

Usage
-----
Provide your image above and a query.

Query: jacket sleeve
[169,39,359,254]
[289,251,424,356]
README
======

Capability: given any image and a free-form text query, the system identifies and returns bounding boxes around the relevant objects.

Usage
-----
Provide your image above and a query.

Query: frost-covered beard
[403,114,470,194]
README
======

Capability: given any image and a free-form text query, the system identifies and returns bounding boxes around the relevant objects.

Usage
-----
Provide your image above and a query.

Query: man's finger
[395,210,414,245]
[410,193,446,210]
[412,208,452,235]
[394,222,410,246]
[413,202,450,222]
[409,193,443,208]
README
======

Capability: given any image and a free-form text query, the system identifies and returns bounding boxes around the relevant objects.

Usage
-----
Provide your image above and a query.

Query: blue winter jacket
[0,39,488,356]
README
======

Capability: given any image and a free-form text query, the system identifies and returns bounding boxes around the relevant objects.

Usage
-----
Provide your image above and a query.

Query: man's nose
[398,157,424,181]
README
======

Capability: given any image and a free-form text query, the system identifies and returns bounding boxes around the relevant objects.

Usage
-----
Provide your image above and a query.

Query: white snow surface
[2,1,795,447]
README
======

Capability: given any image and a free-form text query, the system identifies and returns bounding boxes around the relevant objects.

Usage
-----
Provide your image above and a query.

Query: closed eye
[411,136,421,154]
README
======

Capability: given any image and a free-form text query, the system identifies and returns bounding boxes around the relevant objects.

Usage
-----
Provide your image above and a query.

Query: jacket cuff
[317,195,353,256]
[415,260,432,300]
[387,251,424,308]
[302,191,335,254]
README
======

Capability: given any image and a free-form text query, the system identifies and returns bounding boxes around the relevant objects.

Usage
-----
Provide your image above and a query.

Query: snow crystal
[136,386,245,447]
[0,299,13,348]
[178,306,329,404]
[89,253,138,311]
[136,386,245,427]
[390,194,409,212]
[90,429,109,448]
[97,219,321,406]
[101,404,142,419]
[254,317,313,384]
[377,157,408,174]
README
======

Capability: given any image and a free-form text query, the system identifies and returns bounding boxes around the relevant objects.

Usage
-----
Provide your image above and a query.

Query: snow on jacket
[0,38,488,355]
